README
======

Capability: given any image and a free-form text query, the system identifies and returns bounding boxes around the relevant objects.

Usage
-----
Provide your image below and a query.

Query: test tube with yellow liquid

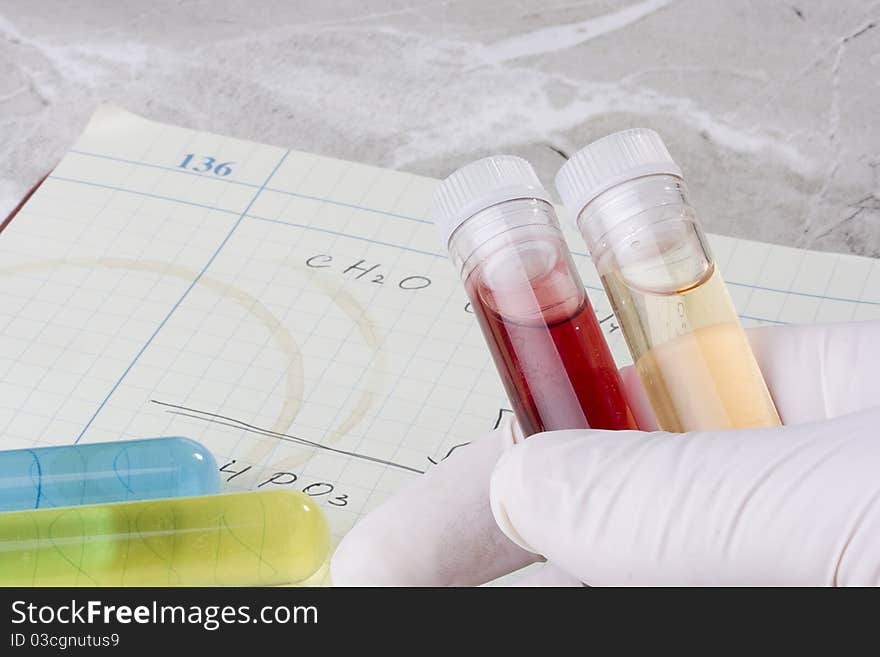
[556,129,781,432]
[0,490,329,586]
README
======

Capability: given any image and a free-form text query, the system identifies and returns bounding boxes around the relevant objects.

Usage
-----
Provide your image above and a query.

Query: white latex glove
[332,320,880,586]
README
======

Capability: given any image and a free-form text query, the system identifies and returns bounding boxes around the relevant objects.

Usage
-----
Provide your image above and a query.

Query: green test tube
[0,490,329,587]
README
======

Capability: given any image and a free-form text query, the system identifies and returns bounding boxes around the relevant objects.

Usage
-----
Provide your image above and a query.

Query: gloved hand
[331,320,880,586]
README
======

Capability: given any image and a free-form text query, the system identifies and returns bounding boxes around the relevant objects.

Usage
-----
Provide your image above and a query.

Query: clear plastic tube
[574,173,780,432]
[0,437,220,512]
[0,490,329,586]
[433,156,638,436]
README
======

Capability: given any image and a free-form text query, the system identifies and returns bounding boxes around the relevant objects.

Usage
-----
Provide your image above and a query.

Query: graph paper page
[2,107,880,580]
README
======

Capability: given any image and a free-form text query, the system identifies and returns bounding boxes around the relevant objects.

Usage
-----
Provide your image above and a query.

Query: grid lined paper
[2,107,880,575]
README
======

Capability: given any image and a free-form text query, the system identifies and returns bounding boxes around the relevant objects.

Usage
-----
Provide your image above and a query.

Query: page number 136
[179,154,234,176]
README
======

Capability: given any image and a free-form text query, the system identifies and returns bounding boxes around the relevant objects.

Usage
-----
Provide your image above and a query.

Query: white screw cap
[555,129,683,226]
[429,155,552,249]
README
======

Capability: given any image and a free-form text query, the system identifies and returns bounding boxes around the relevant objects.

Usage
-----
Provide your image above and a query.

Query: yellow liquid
[0,490,329,587]
[601,265,780,432]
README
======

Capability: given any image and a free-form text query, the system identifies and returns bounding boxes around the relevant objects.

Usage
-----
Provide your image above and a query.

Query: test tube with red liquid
[430,155,638,436]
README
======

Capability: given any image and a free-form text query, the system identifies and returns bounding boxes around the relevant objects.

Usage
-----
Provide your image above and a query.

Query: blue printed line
[740,314,787,325]
[247,214,613,293]
[48,176,442,257]
[68,149,429,223]
[73,150,292,443]
[69,150,260,188]
[244,216,793,319]
[261,187,430,223]
[566,247,878,307]
[247,214,442,258]
[48,170,880,308]
[49,176,241,216]
[727,282,874,305]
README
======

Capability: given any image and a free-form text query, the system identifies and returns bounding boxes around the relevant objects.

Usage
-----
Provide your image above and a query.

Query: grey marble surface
[1,0,878,255]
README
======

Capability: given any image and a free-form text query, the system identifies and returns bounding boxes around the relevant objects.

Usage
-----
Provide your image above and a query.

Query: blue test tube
[0,437,220,512]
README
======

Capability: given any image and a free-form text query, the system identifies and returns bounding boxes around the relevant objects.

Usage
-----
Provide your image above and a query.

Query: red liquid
[467,245,638,436]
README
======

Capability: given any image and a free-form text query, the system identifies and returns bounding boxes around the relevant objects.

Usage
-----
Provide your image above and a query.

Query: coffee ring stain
[0,257,304,467]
